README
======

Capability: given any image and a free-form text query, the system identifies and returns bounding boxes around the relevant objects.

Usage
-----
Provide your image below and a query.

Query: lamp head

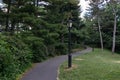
[68,20,72,28]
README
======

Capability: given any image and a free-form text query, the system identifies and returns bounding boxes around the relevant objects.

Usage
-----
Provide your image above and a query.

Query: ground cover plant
[59,49,120,80]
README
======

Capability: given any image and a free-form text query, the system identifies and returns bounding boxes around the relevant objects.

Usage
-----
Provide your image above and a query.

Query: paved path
[21,47,92,80]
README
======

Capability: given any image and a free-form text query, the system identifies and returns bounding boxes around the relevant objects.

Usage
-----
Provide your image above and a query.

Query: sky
[79,0,90,18]
[0,0,2,3]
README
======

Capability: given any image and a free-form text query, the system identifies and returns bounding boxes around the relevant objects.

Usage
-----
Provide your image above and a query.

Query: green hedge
[22,36,48,62]
[55,43,67,55]
[0,35,32,80]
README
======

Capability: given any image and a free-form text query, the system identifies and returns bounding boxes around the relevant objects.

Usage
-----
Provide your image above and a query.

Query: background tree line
[83,0,120,53]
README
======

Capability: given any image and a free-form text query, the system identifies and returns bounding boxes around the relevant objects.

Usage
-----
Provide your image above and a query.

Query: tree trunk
[98,18,104,51]
[112,13,117,53]
[37,0,39,7]
[17,0,21,8]
[5,0,11,31]
[33,0,36,6]
[10,20,15,35]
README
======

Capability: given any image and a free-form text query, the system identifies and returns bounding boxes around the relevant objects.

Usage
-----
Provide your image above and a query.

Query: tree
[106,0,120,53]
[4,0,12,31]
[88,0,105,51]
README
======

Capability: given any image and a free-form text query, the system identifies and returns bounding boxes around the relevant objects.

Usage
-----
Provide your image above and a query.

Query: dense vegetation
[0,0,82,79]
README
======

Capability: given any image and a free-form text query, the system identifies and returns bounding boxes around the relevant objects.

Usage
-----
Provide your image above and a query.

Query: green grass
[59,49,120,80]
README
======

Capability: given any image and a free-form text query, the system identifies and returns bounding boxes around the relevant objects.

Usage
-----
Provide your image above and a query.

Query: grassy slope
[59,49,120,80]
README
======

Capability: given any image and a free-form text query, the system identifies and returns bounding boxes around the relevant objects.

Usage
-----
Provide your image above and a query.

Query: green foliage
[5,36,32,69]
[55,43,67,55]
[22,36,48,62]
[0,38,18,80]
[0,0,82,79]
[84,0,120,53]
[0,34,32,80]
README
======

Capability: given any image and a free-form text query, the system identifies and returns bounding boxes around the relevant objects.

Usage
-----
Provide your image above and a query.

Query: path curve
[21,47,92,80]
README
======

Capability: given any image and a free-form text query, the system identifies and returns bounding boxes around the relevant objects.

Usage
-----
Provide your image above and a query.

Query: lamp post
[68,19,72,68]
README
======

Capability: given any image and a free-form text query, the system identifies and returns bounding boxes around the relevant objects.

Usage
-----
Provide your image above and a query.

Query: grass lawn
[59,49,120,80]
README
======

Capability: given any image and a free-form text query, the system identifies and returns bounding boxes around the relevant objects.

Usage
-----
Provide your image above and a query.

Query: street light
[68,19,72,68]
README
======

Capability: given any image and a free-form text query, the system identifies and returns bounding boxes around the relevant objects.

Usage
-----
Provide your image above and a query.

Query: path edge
[57,47,92,80]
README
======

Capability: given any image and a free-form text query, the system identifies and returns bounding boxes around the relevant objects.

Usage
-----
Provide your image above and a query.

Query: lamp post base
[68,54,72,68]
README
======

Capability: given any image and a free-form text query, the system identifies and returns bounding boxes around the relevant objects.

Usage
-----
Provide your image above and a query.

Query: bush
[47,45,55,56]
[5,36,32,70]
[23,36,48,62]
[55,43,67,55]
[0,38,19,80]
[0,34,32,80]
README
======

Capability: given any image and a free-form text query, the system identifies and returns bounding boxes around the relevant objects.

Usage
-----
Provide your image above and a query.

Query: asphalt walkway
[21,47,92,80]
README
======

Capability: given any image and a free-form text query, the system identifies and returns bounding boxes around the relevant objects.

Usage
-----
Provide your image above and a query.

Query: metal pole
[68,25,72,68]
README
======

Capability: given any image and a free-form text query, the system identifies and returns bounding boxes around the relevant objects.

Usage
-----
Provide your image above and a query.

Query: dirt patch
[64,64,78,71]
[74,58,84,61]
[113,61,120,63]
[72,48,85,53]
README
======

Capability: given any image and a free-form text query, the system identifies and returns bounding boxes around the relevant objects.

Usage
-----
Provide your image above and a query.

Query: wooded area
[84,0,120,53]
[0,0,82,79]
[0,0,120,80]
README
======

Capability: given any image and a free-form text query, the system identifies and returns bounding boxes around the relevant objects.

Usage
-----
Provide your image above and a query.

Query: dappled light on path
[74,58,84,61]
[113,61,120,63]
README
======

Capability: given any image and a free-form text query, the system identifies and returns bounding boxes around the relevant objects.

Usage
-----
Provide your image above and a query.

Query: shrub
[47,45,55,56]
[5,36,32,70]
[55,43,67,55]
[23,36,48,62]
[0,34,32,80]
[0,35,19,80]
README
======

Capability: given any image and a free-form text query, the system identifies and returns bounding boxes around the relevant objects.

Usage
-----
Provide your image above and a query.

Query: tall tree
[88,0,105,51]
[106,0,120,53]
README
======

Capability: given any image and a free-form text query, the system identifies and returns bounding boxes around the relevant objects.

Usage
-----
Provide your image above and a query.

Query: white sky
[0,0,2,3]
[79,0,90,18]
